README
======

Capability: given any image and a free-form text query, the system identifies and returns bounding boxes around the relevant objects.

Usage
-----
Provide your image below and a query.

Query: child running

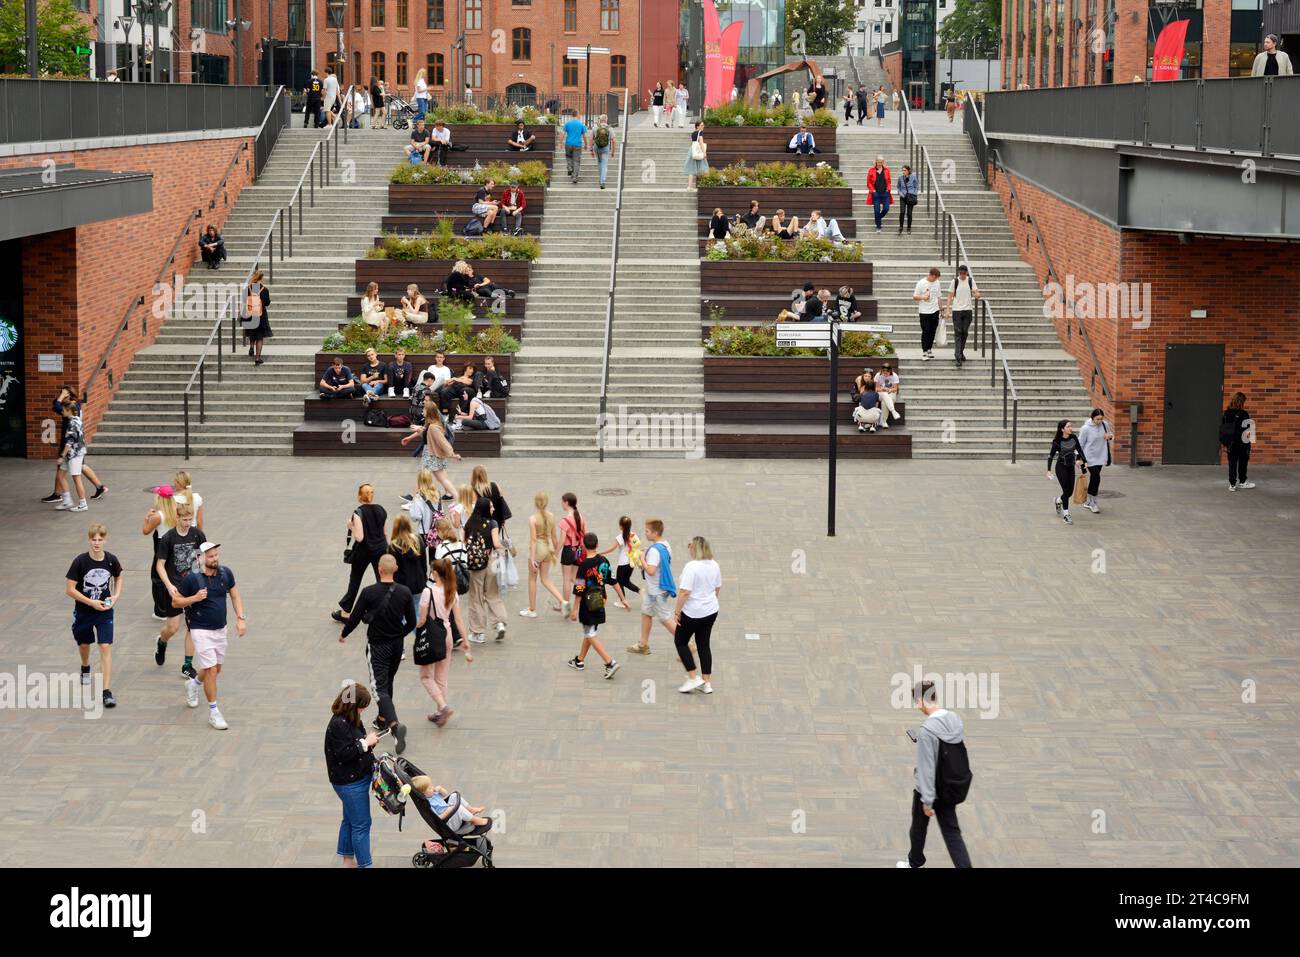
[567,532,620,679]
[599,515,640,611]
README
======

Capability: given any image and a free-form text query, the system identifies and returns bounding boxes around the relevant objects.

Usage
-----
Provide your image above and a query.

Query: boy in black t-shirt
[567,533,620,679]
[153,502,206,675]
[65,523,123,708]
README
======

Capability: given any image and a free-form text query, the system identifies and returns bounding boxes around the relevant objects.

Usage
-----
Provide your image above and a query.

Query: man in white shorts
[175,542,247,730]
[55,400,90,512]
[628,518,677,655]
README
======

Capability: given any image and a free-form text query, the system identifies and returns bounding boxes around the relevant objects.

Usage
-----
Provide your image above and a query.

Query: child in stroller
[410,776,490,834]
[387,92,417,131]
[385,755,495,868]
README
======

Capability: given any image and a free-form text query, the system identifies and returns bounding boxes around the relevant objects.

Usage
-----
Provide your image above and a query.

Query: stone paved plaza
[1,454,1297,868]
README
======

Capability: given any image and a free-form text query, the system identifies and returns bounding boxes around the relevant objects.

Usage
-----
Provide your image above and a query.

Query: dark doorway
[1163,343,1224,464]
[505,83,539,108]
[0,238,25,457]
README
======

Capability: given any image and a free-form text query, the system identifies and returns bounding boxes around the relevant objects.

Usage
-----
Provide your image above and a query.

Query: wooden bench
[698,216,858,237]
[705,393,905,426]
[302,394,507,423]
[700,296,880,329]
[344,296,525,322]
[355,259,532,295]
[696,187,854,220]
[293,421,502,457]
[338,317,523,340]
[388,185,548,217]
[381,213,544,236]
[700,261,873,297]
[314,352,512,382]
[704,423,911,459]
[701,126,839,154]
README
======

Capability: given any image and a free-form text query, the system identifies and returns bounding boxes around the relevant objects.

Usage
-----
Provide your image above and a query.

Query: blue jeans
[596,147,611,185]
[361,381,385,397]
[333,777,373,867]
[415,98,428,121]
[872,194,890,229]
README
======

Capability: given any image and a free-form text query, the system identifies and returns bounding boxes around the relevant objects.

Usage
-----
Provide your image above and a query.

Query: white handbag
[937,318,948,347]
[690,139,707,161]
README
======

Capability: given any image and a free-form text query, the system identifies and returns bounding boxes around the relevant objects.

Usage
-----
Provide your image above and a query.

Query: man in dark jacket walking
[340,554,414,754]
[899,680,973,868]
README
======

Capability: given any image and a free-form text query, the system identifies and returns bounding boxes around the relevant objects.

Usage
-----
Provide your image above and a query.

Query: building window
[512,27,531,61]
[885,20,892,33]
[396,51,408,85]
[610,54,626,87]
[513,0,530,5]
[465,0,482,30]
[71,0,88,9]
[288,0,307,41]
[371,0,385,27]
[601,0,619,30]
[353,53,361,85]
[564,0,577,32]
[427,52,445,84]
[466,53,482,87]
[562,56,578,86]
[371,51,385,80]
[191,0,228,33]
[397,0,408,27]
[354,0,361,27]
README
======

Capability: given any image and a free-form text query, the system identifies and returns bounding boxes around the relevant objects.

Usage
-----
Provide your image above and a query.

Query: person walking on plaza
[521,492,566,618]
[1221,391,1256,490]
[945,87,958,123]
[463,497,507,643]
[896,164,918,234]
[54,399,91,512]
[876,85,887,127]
[370,77,387,129]
[673,81,689,128]
[66,523,123,709]
[43,388,106,505]
[1251,34,1293,76]
[558,492,587,620]
[1047,419,1088,525]
[416,557,467,727]
[245,270,271,365]
[649,82,666,127]
[413,67,429,121]
[326,681,380,868]
[1078,408,1114,512]
[855,84,869,125]
[593,114,615,189]
[567,532,621,679]
[944,264,980,367]
[673,536,721,695]
[562,109,588,185]
[684,120,709,191]
[303,70,324,128]
[867,156,892,232]
[174,542,246,730]
[897,681,974,869]
[843,85,855,123]
[334,484,388,624]
[599,515,640,611]
[913,267,943,360]
[388,515,426,632]
[340,554,413,755]
[400,397,460,498]
[143,486,192,673]
[154,501,205,673]
[629,518,676,656]
[322,66,339,121]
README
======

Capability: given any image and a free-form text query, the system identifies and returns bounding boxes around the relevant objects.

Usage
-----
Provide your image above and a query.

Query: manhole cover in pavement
[1098,490,1125,499]
[595,488,630,496]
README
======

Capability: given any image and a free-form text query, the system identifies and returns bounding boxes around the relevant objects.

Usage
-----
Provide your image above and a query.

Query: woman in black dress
[325,681,380,868]
[370,78,386,129]
[334,483,390,622]
[1046,419,1089,525]
[246,269,272,365]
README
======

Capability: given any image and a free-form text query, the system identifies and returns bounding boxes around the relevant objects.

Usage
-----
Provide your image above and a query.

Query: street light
[226,6,252,84]
[326,0,346,76]
[118,14,138,81]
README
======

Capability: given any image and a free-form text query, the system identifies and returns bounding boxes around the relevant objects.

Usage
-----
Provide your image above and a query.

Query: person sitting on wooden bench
[786,124,820,155]
[874,361,903,426]
[429,120,452,166]
[507,121,536,152]
[500,184,527,236]
[358,348,390,400]
[770,209,800,239]
[836,286,863,323]
[473,356,510,398]
[801,209,846,243]
[452,394,502,432]
[406,120,433,164]
[853,379,884,433]
[733,199,765,233]
[472,180,501,233]
[777,283,819,322]
[444,261,515,305]
[320,356,363,400]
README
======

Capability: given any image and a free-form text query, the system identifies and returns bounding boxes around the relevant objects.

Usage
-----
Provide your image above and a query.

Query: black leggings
[675,611,718,675]
[1228,443,1250,485]
[366,636,403,728]
[1055,464,1075,512]
[1087,464,1103,497]
[340,550,381,613]
[615,565,640,594]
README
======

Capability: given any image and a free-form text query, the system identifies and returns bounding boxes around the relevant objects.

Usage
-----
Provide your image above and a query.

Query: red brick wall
[991,165,1300,464]
[0,136,255,455]
[883,51,902,95]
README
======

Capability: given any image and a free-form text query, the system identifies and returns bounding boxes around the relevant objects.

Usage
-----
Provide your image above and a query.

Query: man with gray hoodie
[899,680,973,868]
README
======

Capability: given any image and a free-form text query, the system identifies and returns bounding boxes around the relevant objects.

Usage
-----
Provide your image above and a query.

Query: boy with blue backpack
[627,518,676,656]
[567,533,620,679]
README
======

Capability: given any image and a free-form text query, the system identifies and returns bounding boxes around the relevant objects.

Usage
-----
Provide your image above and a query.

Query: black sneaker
[567,656,585,671]
[154,638,167,666]
[103,690,117,709]
[91,485,107,500]
[40,492,60,503]
[392,722,407,755]
[181,662,198,681]
[604,660,621,680]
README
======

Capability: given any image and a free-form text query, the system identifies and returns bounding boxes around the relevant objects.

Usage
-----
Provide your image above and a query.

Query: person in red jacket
[500,185,527,236]
[867,157,892,233]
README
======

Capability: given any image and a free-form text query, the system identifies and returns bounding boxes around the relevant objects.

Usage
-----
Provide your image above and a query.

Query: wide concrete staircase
[93,126,397,455]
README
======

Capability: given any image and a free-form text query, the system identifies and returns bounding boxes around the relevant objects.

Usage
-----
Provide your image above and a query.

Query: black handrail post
[1002,370,1007,428]
[1129,402,1141,467]
[218,322,224,381]
[269,231,275,284]
[199,360,206,423]
[1011,399,1019,463]
[282,210,288,258]
[827,319,839,538]
[184,392,190,460]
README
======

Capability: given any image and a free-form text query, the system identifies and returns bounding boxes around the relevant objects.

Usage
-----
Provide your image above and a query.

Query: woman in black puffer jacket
[325,681,380,868]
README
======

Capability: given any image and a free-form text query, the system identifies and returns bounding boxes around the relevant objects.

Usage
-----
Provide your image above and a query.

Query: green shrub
[367,229,542,262]
[697,160,846,189]
[703,231,864,263]
[323,314,521,355]
[705,323,894,358]
[425,103,557,125]
[389,160,549,186]
[702,102,839,128]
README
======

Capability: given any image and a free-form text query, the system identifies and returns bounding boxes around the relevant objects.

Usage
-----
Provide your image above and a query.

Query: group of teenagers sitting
[358,262,515,337]
[848,361,903,434]
[404,118,540,166]
[709,201,849,244]
[776,281,863,323]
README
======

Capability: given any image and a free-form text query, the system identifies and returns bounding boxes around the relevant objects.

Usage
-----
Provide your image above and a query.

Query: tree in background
[938,0,1003,58]
[786,0,857,57]
[0,0,92,76]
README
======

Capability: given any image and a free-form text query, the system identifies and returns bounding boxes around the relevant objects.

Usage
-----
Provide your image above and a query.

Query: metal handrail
[899,91,1024,462]
[181,291,237,460]
[596,90,632,462]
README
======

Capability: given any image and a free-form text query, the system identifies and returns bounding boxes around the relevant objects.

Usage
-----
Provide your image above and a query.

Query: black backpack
[364,409,390,428]
[464,526,491,572]
[1218,414,1239,448]
[935,737,973,806]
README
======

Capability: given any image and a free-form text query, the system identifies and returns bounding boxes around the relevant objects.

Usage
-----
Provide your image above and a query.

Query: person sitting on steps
[786,124,819,155]
[506,120,536,152]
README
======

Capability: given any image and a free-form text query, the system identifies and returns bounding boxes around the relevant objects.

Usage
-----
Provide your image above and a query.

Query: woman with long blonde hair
[416,397,460,498]
[520,492,565,618]
[388,514,426,631]
[416,556,466,726]
[470,464,511,534]
[672,535,722,694]
[171,469,204,529]
[360,281,388,336]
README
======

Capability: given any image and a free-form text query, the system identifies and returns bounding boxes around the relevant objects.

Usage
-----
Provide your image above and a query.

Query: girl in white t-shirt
[672,536,722,695]
[171,470,204,530]
[599,515,641,611]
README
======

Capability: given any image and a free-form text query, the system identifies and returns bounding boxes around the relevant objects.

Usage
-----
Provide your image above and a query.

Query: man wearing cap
[174,542,246,730]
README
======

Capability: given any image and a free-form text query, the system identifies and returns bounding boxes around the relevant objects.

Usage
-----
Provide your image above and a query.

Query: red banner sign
[1151,20,1190,82]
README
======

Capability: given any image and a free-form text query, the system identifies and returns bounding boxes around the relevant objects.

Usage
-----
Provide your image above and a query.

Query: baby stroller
[387,92,418,131]
[373,753,495,868]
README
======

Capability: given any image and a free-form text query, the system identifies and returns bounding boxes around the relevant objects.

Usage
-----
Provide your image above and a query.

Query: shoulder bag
[412,587,449,665]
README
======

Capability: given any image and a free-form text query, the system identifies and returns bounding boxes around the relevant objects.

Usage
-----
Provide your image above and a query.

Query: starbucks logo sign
[0,319,15,352]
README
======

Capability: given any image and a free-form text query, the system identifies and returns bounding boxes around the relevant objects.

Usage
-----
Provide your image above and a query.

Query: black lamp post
[326,0,346,77]
[226,4,253,84]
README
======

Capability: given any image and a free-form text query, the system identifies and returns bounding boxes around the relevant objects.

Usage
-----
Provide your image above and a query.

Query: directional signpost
[775,320,895,536]
[567,46,611,125]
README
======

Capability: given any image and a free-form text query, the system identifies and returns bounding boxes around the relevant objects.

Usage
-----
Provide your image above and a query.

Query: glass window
[562,56,578,86]
[427,0,443,29]
[371,0,385,28]
[427,52,445,85]
[397,52,408,85]
[1228,42,1256,75]
[289,0,307,41]
[191,0,228,33]
[565,0,577,32]
[354,53,361,85]
[354,0,361,27]
[601,0,619,31]
[513,28,531,61]
[72,0,88,10]
[465,0,482,30]
[397,0,408,28]
[610,54,627,87]
[371,51,385,80]
[466,54,482,87]
[513,0,530,5]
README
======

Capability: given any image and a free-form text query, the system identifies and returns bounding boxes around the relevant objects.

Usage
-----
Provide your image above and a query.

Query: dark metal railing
[254,86,291,180]
[597,90,632,463]
[181,291,238,461]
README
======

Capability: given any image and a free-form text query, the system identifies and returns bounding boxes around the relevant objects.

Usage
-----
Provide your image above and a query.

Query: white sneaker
[560,600,571,616]
[80,671,91,686]
[1237,481,1255,489]
[71,503,89,512]
[468,633,487,644]
[387,388,396,397]
[700,682,713,694]
[403,388,411,398]
[1085,500,1100,513]
[186,679,201,708]
[495,622,507,640]
[896,861,915,868]
[519,608,539,618]
[678,676,705,694]
[54,500,73,510]
[1228,483,1237,491]
[208,709,229,730]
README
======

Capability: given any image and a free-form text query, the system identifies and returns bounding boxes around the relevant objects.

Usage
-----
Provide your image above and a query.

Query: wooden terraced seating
[696,187,854,220]
[700,126,839,153]
[386,184,548,219]
[700,296,880,330]
[381,213,544,236]
[344,296,525,322]
[355,259,532,297]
